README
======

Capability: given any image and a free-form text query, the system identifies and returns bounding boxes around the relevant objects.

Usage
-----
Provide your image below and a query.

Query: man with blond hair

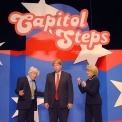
[44,59,74,122]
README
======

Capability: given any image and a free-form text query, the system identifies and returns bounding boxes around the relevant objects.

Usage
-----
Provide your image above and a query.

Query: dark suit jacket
[44,71,74,108]
[78,76,102,105]
[15,76,44,111]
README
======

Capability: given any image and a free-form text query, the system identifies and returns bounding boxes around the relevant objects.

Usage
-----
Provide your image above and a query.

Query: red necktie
[55,74,60,100]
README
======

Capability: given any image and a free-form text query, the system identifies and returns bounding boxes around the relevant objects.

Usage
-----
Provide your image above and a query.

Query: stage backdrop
[0,0,122,122]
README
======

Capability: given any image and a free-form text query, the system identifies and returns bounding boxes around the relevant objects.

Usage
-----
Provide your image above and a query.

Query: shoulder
[46,72,55,77]
[62,71,71,77]
[17,76,27,81]
[94,77,99,80]
[94,77,100,83]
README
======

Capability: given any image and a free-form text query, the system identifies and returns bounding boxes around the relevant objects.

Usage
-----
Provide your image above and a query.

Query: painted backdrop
[0,0,122,122]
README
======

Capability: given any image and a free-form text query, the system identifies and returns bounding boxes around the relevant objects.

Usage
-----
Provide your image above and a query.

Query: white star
[11,97,18,118]
[21,0,59,16]
[110,80,122,107]
[12,97,44,122]
[74,44,112,65]
[0,42,5,47]
[0,61,3,66]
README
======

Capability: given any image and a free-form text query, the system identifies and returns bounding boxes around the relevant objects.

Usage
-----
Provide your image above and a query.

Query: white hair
[28,66,40,76]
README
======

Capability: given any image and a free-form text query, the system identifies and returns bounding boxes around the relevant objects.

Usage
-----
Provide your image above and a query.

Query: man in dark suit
[44,59,74,122]
[15,66,44,122]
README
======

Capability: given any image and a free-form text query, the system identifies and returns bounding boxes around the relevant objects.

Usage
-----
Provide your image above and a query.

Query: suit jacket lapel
[26,77,30,88]
[52,72,56,89]
[58,71,64,87]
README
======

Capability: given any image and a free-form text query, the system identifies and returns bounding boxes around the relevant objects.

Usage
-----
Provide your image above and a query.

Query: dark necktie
[55,74,60,100]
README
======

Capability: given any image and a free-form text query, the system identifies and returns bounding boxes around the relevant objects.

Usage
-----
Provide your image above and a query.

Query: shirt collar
[27,75,32,82]
[55,71,61,76]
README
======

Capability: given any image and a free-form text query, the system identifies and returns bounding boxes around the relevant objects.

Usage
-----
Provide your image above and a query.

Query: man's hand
[67,103,73,109]
[19,90,24,96]
[45,103,49,109]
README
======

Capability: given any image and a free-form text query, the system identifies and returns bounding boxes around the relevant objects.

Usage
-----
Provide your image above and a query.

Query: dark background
[0,0,122,50]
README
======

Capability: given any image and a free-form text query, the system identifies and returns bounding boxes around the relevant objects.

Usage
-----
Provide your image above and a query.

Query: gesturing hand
[77,77,82,85]
[19,90,24,96]
[81,81,86,87]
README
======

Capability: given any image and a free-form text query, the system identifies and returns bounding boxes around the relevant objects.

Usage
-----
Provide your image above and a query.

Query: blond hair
[86,65,98,76]
[52,59,62,66]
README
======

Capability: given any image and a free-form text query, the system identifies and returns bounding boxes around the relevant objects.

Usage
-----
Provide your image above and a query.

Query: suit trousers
[49,100,69,122]
[85,103,102,122]
[18,100,34,122]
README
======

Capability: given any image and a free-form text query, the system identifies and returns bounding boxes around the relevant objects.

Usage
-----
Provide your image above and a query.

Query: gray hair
[28,66,40,76]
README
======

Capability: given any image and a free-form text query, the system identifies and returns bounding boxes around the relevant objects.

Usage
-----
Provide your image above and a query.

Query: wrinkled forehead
[29,70,39,76]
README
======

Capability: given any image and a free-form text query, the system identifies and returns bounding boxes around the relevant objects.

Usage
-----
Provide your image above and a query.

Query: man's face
[29,71,38,80]
[53,63,62,73]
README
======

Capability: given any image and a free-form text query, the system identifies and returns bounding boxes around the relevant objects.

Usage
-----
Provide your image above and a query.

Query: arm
[34,80,44,97]
[77,77,86,94]
[67,73,74,104]
[44,74,50,109]
[67,73,74,109]
[84,78,100,96]
[15,77,24,96]
[44,75,49,103]
[37,91,44,97]
[78,83,86,94]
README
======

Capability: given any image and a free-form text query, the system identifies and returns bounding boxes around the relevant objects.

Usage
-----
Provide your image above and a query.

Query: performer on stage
[15,66,44,122]
[77,65,102,122]
[44,59,74,122]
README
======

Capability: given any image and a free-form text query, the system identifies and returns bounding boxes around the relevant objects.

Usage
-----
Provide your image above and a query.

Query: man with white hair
[15,66,44,122]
